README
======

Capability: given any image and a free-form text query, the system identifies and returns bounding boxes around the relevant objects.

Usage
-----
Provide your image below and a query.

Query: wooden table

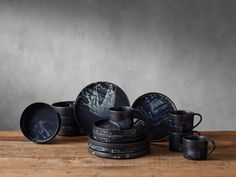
[0,131,235,177]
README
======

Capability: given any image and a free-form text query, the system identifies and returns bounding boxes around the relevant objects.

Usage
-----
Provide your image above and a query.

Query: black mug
[108,106,146,129]
[183,135,216,160]
[169,110,202,133]
[52,101,81,136]
[169,131,201,152]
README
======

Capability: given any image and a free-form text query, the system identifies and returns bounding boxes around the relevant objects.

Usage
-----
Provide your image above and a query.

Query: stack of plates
[88,119,150,159]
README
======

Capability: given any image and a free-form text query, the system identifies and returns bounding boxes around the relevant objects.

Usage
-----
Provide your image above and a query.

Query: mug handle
[207,139,216,155]
[193,113,202,129]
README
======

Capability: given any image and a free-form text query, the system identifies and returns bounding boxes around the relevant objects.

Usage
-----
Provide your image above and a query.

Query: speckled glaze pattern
[20,102,60,143]
[74,82,130,133]
[132,93,177,141]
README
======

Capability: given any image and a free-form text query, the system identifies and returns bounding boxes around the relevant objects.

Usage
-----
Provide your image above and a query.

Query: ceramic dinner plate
[132,92,177,141]
[74,82,130,133]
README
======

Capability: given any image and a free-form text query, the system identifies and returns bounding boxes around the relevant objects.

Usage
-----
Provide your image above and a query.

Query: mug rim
[169,110,194,116]
[183,135,208,143]
[169,131,193,135]
[52,101,74,108]
[108,106,133,124]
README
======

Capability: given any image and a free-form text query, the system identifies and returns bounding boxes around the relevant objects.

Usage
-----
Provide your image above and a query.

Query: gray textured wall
[0,0,236,130]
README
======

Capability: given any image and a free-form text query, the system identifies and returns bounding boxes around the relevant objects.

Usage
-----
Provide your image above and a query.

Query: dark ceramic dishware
[89,136,149,153]
[89,105,149,159]
[88,134,150,159]
[52,101,81,136]
[92,119,146,139]
[169,131,201,152]
[183,135,216,160]
[108,106,146,129]
[93,132,146,143]
[89,147,150,159]
[89,143,148,154]
[93,124,147,143]
[52,101,75,115]
[132,92,177,141]
[20,102,61,143]
[74,82,130,133]
[169,110,202,133]
[88,135,150,149]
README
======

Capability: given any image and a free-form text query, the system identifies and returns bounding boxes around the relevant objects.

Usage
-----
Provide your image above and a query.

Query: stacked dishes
[19,81,216,161]
[88,106,150,159]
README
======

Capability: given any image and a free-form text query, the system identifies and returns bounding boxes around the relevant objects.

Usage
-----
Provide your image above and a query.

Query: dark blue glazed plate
[132,92,177,141]
[20,102,61,143]
[74,82,130,133]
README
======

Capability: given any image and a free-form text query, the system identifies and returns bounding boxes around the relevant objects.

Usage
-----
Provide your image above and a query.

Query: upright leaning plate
[132,92,177,141]
[74,82,130,133]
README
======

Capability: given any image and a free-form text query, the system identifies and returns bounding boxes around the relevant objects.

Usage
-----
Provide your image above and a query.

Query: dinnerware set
[20,81,216,160]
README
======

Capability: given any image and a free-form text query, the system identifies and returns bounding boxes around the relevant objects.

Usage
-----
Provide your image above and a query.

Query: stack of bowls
[88,106,150,159]
[168,110,202,152]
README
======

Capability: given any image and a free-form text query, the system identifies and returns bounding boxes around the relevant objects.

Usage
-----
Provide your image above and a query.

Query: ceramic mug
[169,131,201,152]
[108,106,145,129]
[183,135,216,160]
[52,101,81,136]
[169,110,202,133]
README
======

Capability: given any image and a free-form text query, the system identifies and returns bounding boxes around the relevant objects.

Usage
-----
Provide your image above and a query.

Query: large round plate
[74,82,130,133]
[132,92,177,141]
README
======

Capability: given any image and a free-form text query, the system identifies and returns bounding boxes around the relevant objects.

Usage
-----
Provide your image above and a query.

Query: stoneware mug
[52,101,81,136]
[183,135,216,160]
[169,110,202,133]
[169,131,201,152]
[108,106,146,129]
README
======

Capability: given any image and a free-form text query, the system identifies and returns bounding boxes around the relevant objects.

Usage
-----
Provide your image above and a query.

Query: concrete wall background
[0,0,236,130]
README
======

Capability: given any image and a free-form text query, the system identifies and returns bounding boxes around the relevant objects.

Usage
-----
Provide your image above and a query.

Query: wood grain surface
[0,131,235,177]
